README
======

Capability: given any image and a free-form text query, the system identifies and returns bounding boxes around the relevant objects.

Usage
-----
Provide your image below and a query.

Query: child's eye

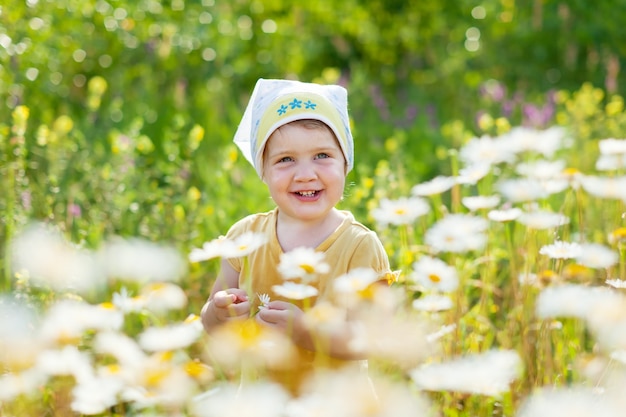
[278,156,293,163]
[315,153,329,159]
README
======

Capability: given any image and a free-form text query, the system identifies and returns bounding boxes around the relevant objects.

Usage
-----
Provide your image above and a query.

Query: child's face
[262,121,346,223]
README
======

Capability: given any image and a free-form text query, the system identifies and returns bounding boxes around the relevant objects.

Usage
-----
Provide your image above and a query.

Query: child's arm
[256,301,366,360]
[200,258,250,332]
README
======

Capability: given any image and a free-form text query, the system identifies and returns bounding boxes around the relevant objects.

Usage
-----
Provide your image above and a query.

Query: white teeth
[298,191,316,197]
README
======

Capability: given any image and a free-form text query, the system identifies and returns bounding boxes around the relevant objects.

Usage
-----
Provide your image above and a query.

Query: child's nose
[294,162,316,181]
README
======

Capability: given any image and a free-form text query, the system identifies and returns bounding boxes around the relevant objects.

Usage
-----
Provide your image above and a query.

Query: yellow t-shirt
[223,207,391,393]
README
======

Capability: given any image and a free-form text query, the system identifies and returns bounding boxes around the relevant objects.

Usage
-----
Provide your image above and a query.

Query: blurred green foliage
[1,0,625,289]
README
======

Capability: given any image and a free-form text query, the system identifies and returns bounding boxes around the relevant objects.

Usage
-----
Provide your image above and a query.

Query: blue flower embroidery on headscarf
[289,98,302,109]
[277,104,288,115]
[304,100,317,109]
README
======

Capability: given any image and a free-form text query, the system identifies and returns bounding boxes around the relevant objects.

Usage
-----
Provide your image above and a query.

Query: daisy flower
[189,232,268,262]
[409,349,522,396]
[461,195,500,211]
[10,223,102,293]
[539,240,583,259]
[409,256,459,292]
[599,138,626,155]
[456,163,491,185]
[288,369,434,417]
[71,375,125,415]
[535,284,622,321]
[579,175,626,200]
[332,267,380,295]
[425,214,488,253]
[411,175,456,196]
[138,322,203,352]
[277,247,329,283]
[192,382,290,417]
[412,294,453,312]
[459,134,517,166]
[258,293,271,310]
[370,196,430,227]
[515,159,566,179]
[516,387,621,417]
[487,207,523,222]
[575,243,619,269]
[99,237,186,282]
[140,282,188,312]
[516,210,570,230]
[500,126,569,157]
[596,154,626,171]
[272,282,319,300]
[606,279,626,289]
[496,178,549,203]
[205,319,297,371]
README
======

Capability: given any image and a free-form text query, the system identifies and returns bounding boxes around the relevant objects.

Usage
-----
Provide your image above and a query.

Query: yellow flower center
[300,264,315,274]
[428,274,441,283]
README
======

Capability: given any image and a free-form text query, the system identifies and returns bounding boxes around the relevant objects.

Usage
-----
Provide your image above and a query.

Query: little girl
[200,78,391,394]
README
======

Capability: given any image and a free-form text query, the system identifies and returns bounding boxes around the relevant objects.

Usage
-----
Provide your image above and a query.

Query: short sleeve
[348,231,392,282]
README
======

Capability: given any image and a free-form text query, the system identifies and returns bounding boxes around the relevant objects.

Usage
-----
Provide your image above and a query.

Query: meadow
[2,1,626,416]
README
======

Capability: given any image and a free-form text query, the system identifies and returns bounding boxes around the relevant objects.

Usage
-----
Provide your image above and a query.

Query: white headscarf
[233,78,354,177]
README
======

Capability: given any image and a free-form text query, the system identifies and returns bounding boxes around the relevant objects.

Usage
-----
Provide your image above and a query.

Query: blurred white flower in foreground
[138,320,203,352]
[411,175,456,196]
[516,210,569,230]
[606,279,626,289]
[409,256,459,292]
[456,163,491,185]
[496,178,549,203]
[192,382,290,417]
[99,237,186,282]
[539,240,583,259]
[579,175,626,201]
[575,243,619,269]
[501,126,569,157]
[272,282,319,300]
[535,284,623,321]
[40,300,123,345]
[205,320,297,371]
[0,368,47,401]
[516,387,621,417]
[0,297,41,370]
[10,223,102,293]
[425,214,488,253]
[462,195,500,211]
[189,232,268,262]
[516,159,566,180]
[488,207,523,222]
[459,134,517,166]
[599,138,626,155]
[289,369,434,417]
[332,268,380,308]
[370,196,430,227]
[278,247,329,283]
[71,375,124,415]
[412,294,453,312]
[410,349,522,396]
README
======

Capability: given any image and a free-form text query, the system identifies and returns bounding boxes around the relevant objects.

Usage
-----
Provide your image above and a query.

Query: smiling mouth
[295,190,319,197]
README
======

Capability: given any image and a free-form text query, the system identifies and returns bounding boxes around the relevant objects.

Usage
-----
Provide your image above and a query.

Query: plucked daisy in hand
[257,293,271,311]
[277,247,329,283]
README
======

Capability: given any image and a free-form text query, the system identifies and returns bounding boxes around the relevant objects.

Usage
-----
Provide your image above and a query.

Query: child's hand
[202,289,250,328]
[256,301,308,345]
